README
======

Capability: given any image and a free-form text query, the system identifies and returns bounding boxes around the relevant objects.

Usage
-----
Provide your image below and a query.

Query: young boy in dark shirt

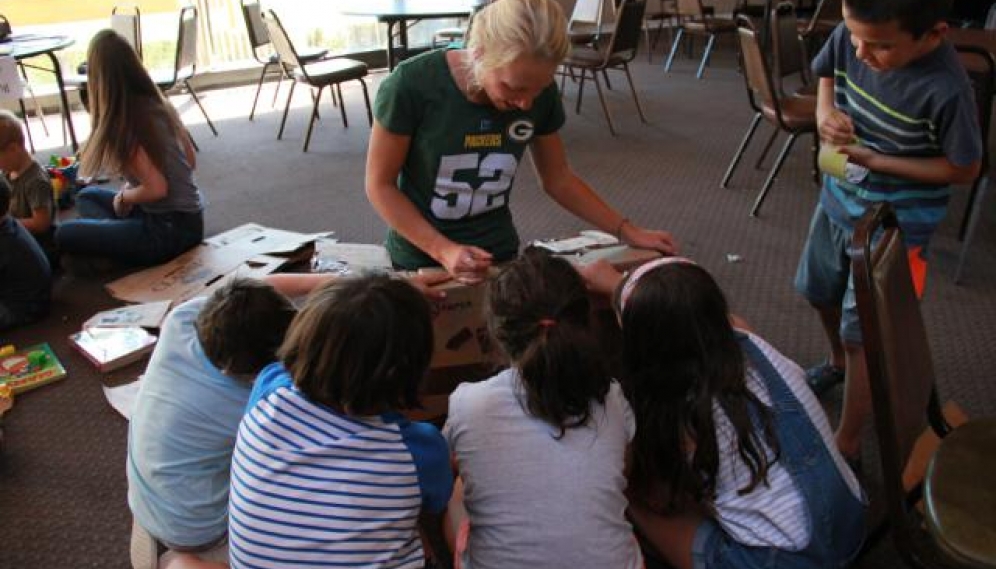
[795,0,982,462]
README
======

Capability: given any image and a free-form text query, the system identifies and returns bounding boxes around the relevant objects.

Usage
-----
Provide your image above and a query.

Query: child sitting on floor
[0,110,56,254]
[0,177,51,331]
[229,274,453,569]
[444,249,643,569]
[581,257,865,569]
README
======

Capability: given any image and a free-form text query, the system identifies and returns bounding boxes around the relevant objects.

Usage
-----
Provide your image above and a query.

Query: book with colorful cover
[0,343,68,394]
[69,326,158,373]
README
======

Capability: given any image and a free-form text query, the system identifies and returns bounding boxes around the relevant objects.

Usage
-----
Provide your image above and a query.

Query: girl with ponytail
[442,247,642,569]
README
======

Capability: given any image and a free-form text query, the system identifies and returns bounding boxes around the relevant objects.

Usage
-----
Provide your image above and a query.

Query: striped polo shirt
[813,24,982,247]
[229,363,453,569]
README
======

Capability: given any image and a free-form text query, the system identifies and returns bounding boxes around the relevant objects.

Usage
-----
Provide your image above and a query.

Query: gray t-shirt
[128,113,202,215]
[443,369,642,569]
[6,160,54,224]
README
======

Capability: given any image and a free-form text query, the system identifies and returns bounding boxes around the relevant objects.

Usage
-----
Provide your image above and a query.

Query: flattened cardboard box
[106,224,323,305]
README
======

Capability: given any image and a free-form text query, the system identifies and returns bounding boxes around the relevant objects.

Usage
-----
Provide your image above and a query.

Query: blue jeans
[55,187,203,266]
[690,336,866,569]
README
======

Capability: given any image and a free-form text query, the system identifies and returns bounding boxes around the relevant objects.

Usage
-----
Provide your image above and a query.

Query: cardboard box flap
[106,224,321,305]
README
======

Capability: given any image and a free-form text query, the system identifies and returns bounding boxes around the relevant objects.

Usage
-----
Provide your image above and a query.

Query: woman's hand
[438,243,493,285]
[621,222,679,255]
[577,259,624,297]
[113,190,133,218]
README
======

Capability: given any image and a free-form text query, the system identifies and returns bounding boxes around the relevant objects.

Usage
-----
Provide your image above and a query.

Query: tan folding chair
[851,202,996,569]
[663,0,736,79]
[265,9,371,152]
[150,6,218,138]
[111,5,142,60]
[561,0,649,135]
[720,16,816,216]
[240,0,329,121]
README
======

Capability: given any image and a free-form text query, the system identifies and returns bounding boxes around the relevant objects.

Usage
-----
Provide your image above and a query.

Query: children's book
[84,300,172,330]
[69,327,158,373]
[0,343,68,394]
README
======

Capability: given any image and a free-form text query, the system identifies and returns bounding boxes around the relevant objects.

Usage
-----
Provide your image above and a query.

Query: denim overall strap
[737,335,865,569]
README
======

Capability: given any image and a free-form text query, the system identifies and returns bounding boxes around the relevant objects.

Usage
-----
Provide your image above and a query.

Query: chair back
[601,0,647,63]
[172,6,199,84]
[802,0,841,36]
[956,46,995,175]
[851,203,950,556]
[769,1,809,88]
[111,5,142,60]
[986,3,996,29]
[264,10,304,75]
[736,17,779,115]
[675,0,703,19]
[241,0,271,57]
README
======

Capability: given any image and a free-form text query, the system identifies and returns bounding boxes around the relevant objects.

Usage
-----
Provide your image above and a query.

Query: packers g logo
[507,119,535,143]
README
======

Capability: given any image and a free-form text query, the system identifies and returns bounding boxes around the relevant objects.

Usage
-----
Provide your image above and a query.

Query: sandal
[805,361,845,397]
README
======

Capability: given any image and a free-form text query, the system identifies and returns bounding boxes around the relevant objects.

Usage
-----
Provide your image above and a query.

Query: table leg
[45,51,78,153]
[387,21,398,71]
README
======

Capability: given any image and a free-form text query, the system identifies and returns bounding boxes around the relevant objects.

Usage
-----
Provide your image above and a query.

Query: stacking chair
[151,6,218,138]
[240,0,328,121]
[751,1,816,172]
[851,202,996,569]
[111,5,142,60]
[561,0,648,135]
[643,0,679,62]
[953,45,995,283]
[663,0,736,79]
[264,9,372,152]
[720,17,816,216]
[798,0,840,56]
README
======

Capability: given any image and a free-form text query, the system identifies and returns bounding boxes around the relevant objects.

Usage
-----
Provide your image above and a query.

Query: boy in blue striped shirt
[795,0,982,464]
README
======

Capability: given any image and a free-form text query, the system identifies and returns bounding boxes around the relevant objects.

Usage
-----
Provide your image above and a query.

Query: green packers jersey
[374,49,566,269]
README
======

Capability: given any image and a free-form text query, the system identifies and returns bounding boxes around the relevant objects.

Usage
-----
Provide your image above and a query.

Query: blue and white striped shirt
[229,363,452,569]
[814,24,982,247]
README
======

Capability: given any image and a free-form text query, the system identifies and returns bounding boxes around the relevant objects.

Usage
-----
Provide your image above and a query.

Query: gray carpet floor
[1,40,994,568]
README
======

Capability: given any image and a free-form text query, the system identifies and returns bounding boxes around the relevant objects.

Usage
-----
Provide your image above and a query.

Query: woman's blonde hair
[466,0,570,86]
[80,29,186,178]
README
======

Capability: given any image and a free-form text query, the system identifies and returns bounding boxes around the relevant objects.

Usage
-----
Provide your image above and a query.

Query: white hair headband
[616,256,697,314]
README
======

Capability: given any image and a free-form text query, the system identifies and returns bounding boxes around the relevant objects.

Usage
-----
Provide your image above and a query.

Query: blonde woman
[366,0,677,284]
[56,29,203,268]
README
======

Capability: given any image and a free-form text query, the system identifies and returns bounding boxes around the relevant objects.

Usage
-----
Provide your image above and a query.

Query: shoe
[806,362,845,397]
[129,518,159,569]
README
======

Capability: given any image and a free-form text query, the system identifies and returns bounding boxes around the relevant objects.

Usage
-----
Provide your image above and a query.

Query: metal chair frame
[153,6,218,138]
[265,9,372,152]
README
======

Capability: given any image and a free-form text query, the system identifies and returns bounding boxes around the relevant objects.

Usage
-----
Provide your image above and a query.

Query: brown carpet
[1,39,995,568]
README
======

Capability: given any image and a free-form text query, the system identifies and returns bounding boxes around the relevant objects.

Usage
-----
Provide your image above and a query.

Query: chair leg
[591,69,616,136]
[250,63,272,121]
[184,80,218,136]
[17,100,35,154]
[271,72,285,108]
[278,81,297,141]
[754,127,779,169]
[750,132,799,216]
[576,69,587,114]
[187,127,200,152]
[696,34,716,79]
[959,174,984,240]
[721,113,763,188]
[304,86,324,152]
[664,28,684,72]
[359,78,373,126]
[336,83,348,128]
[954,174,990,284]
[622,63,648,124]
[603,70,613,91]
